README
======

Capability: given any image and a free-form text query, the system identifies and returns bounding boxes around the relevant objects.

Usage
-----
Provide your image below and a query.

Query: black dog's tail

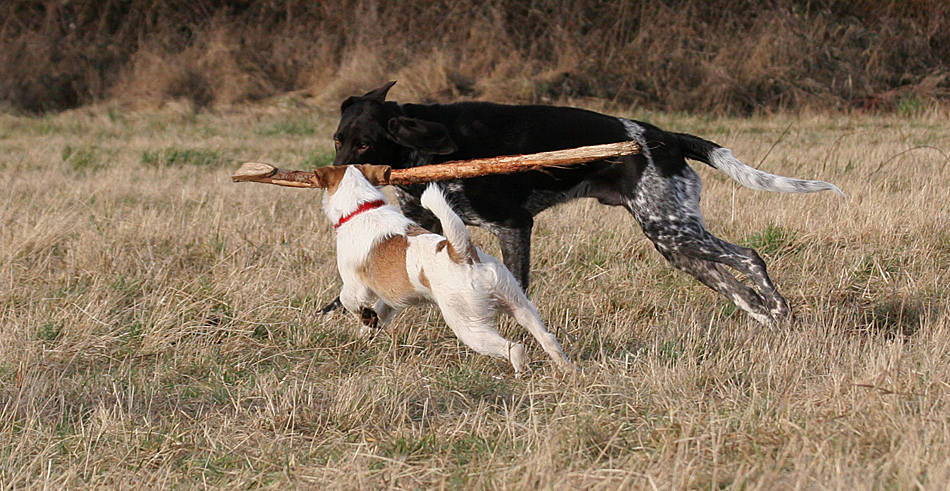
[672,132,845,195]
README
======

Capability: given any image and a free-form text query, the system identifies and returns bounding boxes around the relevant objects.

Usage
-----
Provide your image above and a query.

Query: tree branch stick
[231,141,641,188]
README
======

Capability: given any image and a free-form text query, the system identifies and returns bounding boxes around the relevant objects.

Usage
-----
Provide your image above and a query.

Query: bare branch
[231,141,641,188]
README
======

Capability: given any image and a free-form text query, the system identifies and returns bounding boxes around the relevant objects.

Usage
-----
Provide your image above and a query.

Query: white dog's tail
[421,183,478,263]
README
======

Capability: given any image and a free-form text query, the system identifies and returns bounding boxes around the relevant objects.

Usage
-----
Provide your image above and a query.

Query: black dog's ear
[340,95,360,114]
[341,81,397,113]
[387,117,458,155]
[363,81,396,102]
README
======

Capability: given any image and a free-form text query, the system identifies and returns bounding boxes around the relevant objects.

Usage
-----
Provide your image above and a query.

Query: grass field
[1,99,949,489]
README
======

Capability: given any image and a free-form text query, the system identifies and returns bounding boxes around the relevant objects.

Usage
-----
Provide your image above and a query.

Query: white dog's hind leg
[493,273,576,373]
[437,304,527,374]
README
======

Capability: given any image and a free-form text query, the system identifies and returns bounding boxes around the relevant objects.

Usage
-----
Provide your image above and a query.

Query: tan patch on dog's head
[310,166,349,194]
[312,164,392,195]
[354,164,392,186]
[358,235,415,304]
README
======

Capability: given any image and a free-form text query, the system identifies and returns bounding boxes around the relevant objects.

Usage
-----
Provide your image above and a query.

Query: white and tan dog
[311,164,575,375]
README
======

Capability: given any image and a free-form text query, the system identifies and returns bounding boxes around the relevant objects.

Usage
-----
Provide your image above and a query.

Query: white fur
[324,166,413,273]
[420,185,472,258]
[708,147,846,195]
[325,170,575,375]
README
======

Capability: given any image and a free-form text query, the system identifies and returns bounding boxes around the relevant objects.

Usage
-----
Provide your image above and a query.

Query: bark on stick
[231,141,641,188]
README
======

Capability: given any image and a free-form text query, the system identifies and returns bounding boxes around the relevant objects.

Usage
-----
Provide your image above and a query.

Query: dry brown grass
[2,100,950,489]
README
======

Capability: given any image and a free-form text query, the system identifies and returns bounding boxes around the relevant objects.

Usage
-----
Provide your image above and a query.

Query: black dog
[326,81,843,325]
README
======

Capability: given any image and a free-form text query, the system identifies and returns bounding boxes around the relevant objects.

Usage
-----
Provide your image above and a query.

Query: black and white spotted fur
[328,81,843,325]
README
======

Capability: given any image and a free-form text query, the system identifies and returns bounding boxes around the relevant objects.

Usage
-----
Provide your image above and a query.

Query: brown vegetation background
[2,0,949,114]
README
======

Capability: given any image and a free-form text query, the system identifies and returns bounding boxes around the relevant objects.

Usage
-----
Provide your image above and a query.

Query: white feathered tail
[667,129,846,196]
[420,183,477,261]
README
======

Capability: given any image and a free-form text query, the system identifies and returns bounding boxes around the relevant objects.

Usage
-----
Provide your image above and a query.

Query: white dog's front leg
[372,299,398,328]
[340,282,382,337]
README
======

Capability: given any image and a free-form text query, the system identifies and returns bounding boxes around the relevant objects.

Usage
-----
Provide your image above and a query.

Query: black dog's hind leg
[696,239,791,322]
[647,226,790,325]
[661,250,778,325]
[629,166,791,325]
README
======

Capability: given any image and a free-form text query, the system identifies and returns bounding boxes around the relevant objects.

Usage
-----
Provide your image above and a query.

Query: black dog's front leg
[318,296,344,314]
[492,220,534,291]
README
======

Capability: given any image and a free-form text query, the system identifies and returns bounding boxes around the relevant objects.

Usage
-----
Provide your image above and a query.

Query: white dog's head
[315,165,393,227]
[309,164,391,195]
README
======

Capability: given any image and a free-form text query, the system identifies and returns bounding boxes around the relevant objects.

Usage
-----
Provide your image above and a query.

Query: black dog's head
[332,81,457,168]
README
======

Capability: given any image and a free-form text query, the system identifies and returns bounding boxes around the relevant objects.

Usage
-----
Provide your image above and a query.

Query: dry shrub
[312,46,390,107]
[114,22,273,109]
[2,0,950,114]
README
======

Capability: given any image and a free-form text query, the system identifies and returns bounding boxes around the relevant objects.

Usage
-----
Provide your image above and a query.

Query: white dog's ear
[310,166,348,190]
[354,164,392,186]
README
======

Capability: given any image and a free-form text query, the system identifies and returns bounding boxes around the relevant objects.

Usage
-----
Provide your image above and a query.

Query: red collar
[334,200,386,230]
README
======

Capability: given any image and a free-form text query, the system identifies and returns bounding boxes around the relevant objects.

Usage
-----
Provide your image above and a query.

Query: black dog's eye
[333,139,342,150]
[357,143,369,152]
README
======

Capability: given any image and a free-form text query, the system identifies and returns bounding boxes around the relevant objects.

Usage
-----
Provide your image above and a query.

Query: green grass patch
[37,321,63,343]
[742,224,801,256]
[375,433,439,465]
[897,95,927,117]
[300,151,334,169]
[253,120,318,136]
[62,144,106,174]
[141,147,230,168]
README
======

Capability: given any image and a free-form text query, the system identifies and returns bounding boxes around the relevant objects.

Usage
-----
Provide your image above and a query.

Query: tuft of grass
[300,151,334,169]
[141,147,229,168]
[376,433,439,464]
[897,95,927,117]
[62,144,105,174]
[742,223,801,256]
[253,120,318,136]
[36,321,63,343]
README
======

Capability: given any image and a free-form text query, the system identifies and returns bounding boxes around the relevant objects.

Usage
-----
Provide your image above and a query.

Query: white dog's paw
[508,343,527,377]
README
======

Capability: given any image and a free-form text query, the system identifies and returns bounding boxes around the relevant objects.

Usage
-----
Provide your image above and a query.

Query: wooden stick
[231,162,316,187]
[388,140,641,184]
[231,141,641,188]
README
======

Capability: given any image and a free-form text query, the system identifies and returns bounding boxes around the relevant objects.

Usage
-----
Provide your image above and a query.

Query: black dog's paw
[318,297,344,315]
